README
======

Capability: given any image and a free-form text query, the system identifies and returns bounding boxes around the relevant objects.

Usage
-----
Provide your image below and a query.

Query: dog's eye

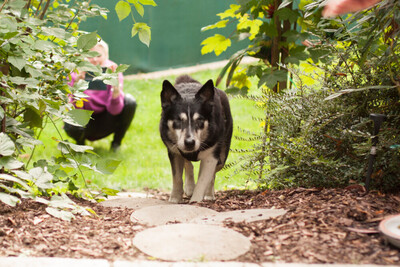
[195,119,205,129]
[173,120,182,129]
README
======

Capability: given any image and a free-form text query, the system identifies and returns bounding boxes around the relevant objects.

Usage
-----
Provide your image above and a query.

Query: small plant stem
[46,112,94,199]
[0,0,8,12]
[39,0,51,20]
[35,0,43,17]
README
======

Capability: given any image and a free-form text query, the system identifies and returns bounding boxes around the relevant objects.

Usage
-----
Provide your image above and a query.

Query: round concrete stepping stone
[101,197,169,210]
[130,204,218,226]
[132,223,251,261]
[108,192,154,199]
[191,208,286,225]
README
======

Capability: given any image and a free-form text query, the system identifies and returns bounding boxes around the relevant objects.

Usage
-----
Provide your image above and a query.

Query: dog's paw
[169,196,184,204]
[203,195,216,201]
[184,184,194,197]
[189,194,203,203]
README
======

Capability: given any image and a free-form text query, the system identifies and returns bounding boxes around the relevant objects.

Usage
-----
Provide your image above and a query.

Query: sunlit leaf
[0,157,24,170]
[46,207,75,221]
[201,34,231,56]
[0,133,15,156]
[96,159,121,174]
[201,20,229,32]
[77,32,98,50]
[115,0,131,21]
[131,23,151,47]
[63,108,93,127]
[138,0,157,6]
[0,192,20,207]
[133,2,144,16]
[8,56,25,71]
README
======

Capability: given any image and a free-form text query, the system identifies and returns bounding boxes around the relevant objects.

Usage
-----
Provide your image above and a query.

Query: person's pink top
[68,59,124,115]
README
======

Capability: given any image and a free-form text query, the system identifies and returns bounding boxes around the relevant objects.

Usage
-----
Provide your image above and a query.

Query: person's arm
[105,60,125,115]
[323,0,381,18]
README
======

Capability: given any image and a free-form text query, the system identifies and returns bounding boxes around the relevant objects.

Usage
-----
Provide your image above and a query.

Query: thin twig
[39,0,51,20]
[0,0,9,12]
[64,0,92,31]
[35,0,43,17]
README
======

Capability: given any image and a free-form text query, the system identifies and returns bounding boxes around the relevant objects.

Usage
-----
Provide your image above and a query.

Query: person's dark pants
[64,94,137,150]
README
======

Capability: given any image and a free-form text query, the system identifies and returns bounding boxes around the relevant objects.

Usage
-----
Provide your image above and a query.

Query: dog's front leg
[184,160,195,197]
[189,157,218,203]
[204,174,216,201]
[168,152,185,203]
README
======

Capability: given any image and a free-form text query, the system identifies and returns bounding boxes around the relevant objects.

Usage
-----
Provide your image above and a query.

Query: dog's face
[161,80,214,153]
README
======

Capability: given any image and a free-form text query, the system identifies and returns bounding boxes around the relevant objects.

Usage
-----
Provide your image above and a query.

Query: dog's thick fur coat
[160,75,233,203]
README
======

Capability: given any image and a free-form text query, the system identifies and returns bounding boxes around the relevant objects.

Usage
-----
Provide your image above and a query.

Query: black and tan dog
[160,75,233,203]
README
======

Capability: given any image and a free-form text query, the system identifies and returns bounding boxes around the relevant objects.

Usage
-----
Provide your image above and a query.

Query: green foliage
[201,0,320,92]
[114,0,157,46]
[208,0,400,192]
[0,0,155,220]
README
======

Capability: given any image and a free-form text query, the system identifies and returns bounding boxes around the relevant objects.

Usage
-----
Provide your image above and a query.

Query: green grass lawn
[32,68,263,193]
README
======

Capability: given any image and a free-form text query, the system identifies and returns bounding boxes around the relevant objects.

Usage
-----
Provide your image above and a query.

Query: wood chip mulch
[1,187,400,264]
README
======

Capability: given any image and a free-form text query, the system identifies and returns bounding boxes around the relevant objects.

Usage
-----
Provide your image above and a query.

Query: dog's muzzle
[184,137,196,151]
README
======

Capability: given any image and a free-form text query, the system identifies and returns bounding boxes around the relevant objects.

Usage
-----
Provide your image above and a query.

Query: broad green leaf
[116,64,130,73]
[0,106,3,121]
[96,159,121,174]
[201,34,231,56]
[63,108,93,127]
[40,27,68,39]
[274,8,299,23]
[0,174,31,191]
[258,69,288,89]
[8,56,25,71]
[24,107,43,128]
[58,140,93,153]
[25,65,42,78]
[0,157,24,170]
[46,207,75,221]
[34,40,57,50]
[133,2,144,17]
[237,15,262,40]
[77,32,98,50]
[0,192,20,207]
[29,167,54,189]
[77,61,102,72]
[101,187,119,196]
[0,133,15,156]
[201,20,229,32]
[217,4,240,19]
[0,184,31,198]
[115,1,131,21]
[285,46,309,64]
[138,0,157,6]
[131,23,151,47]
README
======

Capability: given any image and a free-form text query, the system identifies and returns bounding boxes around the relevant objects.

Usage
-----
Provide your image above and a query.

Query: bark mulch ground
[0,187,400,264]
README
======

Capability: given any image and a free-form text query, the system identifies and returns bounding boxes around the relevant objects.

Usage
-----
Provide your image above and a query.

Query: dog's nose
[184,138,196,149]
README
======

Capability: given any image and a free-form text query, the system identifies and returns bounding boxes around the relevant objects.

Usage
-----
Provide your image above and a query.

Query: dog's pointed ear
[161,80,181,108]
[195,79,214,102]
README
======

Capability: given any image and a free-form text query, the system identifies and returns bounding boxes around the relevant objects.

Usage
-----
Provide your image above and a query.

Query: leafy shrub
[0,0,151,218]
[214,0,400,192]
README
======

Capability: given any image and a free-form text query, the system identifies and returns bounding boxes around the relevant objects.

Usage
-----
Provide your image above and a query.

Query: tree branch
[39,0,51,20]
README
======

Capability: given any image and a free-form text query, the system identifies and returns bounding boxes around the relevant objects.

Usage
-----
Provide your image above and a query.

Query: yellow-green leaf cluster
[131,22,151,47]
[237,14,262,40]
[114,0,156,47]
[201,34,231,56]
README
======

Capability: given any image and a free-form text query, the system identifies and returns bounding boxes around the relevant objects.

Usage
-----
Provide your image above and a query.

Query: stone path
[101,192,287,262]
